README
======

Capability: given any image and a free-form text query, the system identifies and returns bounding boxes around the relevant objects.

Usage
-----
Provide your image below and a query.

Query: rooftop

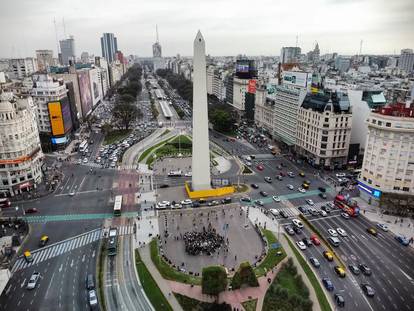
[374,102,414,118]
[301,91,351,113]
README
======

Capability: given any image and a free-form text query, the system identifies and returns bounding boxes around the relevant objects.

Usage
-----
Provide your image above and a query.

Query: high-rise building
[280,47,301,64]
[398,49,414,73]
[80,52,90,64]
[59,36,76,66]
[36,50,54,72]
[0,92,43,196]
[101,33,118,63]
[359,103,414,212]
[8,58,38,79]
[296,91,352,169]
[152,25,162,58]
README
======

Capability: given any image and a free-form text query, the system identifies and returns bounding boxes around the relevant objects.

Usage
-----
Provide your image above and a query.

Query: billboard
[60,97,73,133]
[248,79,257,94]
[77,70,93,117]
[48,102,65,136]
[282,71,309,88]
[236,62,250,73]
[89,68,102,107]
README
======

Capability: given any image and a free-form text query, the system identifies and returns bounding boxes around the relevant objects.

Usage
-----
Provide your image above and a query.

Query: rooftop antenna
[156,24,159,43]
[63,17,67,39]
[54,18,60,54]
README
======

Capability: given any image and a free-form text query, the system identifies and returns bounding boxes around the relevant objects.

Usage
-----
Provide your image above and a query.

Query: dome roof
[0,100,14,113]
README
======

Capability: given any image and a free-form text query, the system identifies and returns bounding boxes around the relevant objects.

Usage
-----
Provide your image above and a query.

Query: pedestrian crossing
[11,225,136,273]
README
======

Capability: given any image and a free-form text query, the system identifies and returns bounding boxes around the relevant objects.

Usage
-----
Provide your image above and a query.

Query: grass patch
[285,235,332,311]
[150,239,201,285]
[242,298,258,311]
[138,137,173,162]
[135,249,173,311]
[242,165,253,174]
[174,293,232,311]
[103,129,131,145]
[254,229,286,277]
[97,242,107,311]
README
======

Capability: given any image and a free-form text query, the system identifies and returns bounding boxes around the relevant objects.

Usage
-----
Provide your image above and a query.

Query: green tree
[85,114,98,130]
[210,109,234,133]
[231,261,259,289]
[120,93,136,104]
[201,266,228,300]
[112,102,140,130]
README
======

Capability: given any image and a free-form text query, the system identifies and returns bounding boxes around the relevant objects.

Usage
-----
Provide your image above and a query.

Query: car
[322,278,334,291]
[209,200,220,206]
[348,264,360,275]
[328,236,341,247]
[287,184,294,190]
[319,193,327,199]
[320,210,327,217]
[159,184,169,188]
[68,192,75,196]
[296,241,307,250]
[157,201,170,209]
[287,172,295,178]
[279,210,288,218]
[83,158,88,163]
[334,266,346,278]
[26,272,40,290]
[172,203,182,209]
[254,200,264,206]
[269,209,279,217]
[341,212,350,219]
[39,235,49,247]
[292,219,304,228]
[305,199,314,206]
[284,225,295,235]
[334,293,345,308]
[376,223,389,232]
[88,289,98,306]
[86,274,95,290]
[264,176,272,183]
[298,187,306,193]
[181,199,193,206]
[318,187,326,193]
[359,264,372,276]
[276,175,283,181]
[76,159,82,165]
[366,227,378,236]
[299,172,305,177]
[336,228,347,237]
[222,197,232,204]
[328,228,338,237]
[250,183,259,189]
[192,201,201,208]
[184,172,192,177]
[309,208,319,216]
[323,251,334,261]
[309,257,320,268]
[361,283,375,297]
[260,191,268,197]
[293,226,302,234]
[336,173,346,178]
[272,195,281,202]
[256,165,264,171]
[298,206,308,214]
[302,237,313,247]
[240,196,251,203]
[25,208,38,213]
[310,234,321,245]
[395,235,410,246]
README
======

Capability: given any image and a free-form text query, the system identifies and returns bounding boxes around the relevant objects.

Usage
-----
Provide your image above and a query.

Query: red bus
[0,198,11,208]
[334,195,360,217]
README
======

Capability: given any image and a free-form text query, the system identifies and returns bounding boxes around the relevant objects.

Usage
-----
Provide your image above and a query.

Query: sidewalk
[354,197,414,248]
[139,244,184,311]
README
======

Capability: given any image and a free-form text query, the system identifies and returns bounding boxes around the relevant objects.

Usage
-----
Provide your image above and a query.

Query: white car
[328,228,338,237]
[272,196,281,202]
[270,209,279,217]
[336,173,346,178]
[292,219,304,228]
[377,223,389,232]
[68,192,75,197]
[254,200,264,206]
[171,203,182,209]
[298,188,306,193]
[296,241,307,250]
[184,172,192,177]
[76,159,82,165]
[287,184,294,190]
[320,210,327,217]
[336,228,347,237]
[26,272,40,290]
[341,212,350,219]
[306,199,314,206]
[157,201,170,209]
[88,289,98,306]
[82,158,88,164]
[181,199,192,206]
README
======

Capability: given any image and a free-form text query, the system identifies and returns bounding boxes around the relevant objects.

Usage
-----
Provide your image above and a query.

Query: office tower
[191,31,211,191]
[280,47,301,64]
[59,36,76,66]
[36,50,54,72]
[101,33,118,63]
[8,58,38,79]
[398,49,414,73]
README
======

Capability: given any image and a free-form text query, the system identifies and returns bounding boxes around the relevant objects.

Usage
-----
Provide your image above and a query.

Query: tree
[86,115,98,130]
[201,266,227,300]
[210,109,235,133]
[112,102,140,130]
[120,93,136,104]
[231,261,259,289]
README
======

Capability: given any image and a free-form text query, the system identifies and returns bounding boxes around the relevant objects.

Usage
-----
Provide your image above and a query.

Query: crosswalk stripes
[117,165,138,170]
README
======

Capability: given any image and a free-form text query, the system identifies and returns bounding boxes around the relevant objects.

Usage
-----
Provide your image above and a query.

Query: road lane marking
[20,279,26,288]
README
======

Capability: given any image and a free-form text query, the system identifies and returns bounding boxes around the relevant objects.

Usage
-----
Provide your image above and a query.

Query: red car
[25,208,38,214]
[256,165,264,171]
[310,234,321,246]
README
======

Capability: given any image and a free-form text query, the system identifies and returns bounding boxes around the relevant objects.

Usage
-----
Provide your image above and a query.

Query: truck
[334,195,360,217]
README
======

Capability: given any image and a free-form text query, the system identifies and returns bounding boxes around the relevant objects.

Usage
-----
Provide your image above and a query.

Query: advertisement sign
[282,71,309,88]
[60,97,73,133]
[48,102,65,136]
[77,70,93,117]
[51,137,68,145]
[248,79,257,94]
[358,181,382,198]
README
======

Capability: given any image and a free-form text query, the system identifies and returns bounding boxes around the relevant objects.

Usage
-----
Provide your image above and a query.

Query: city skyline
[0,0,413,58]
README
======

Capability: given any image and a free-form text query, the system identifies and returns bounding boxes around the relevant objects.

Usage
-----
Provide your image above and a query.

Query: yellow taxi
[323,250,334,261]
[24,251,33,262]
[39,235,49,247]
[299,172,305,177]
[302,183,310,189]
[366,227,378,237]
[334,266,346,278]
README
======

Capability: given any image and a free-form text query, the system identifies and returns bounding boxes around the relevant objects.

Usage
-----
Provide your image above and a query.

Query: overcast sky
[1,0,413,58]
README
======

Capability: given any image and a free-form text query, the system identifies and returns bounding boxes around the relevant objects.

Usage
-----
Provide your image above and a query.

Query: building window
[321,143,327,149]
[378,121,382,126]
[322,136,328,142]
[403,187,410,192]
[393,186,400,190]
[386,122,391,127]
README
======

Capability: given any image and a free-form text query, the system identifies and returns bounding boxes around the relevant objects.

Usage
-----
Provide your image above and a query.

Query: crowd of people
[183,224,224,256]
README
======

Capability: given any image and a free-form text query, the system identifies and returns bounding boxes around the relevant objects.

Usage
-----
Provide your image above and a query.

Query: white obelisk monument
[192,31,211,191]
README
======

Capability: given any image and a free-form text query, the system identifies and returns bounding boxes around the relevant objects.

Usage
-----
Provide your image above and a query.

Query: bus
[0,198,11,208]
[79,140,88,153]
[334,195,360,217]
[113,195,122,216]
[107,228,118,256]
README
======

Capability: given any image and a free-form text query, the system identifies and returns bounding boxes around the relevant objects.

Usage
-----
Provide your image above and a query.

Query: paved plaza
[157,205,265,274]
